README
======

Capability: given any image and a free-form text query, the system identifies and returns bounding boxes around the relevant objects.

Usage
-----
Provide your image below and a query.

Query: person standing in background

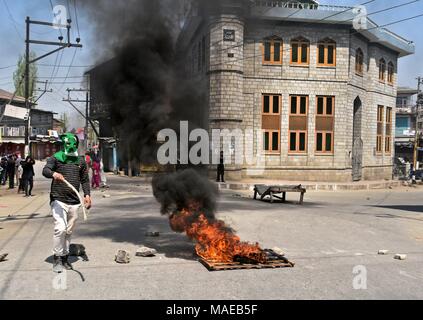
[16,161,24,194]
[91,159,101,189]
[21,156,36,197]
[0,156,7,185]
[216,151,225,183]
[6,155,16,189]
[15,154,22,189]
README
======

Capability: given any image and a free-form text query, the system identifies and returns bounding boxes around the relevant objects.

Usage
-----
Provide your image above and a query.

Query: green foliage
[13,52,38,100]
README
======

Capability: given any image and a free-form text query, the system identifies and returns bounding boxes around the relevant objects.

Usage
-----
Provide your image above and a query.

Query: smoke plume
[82,0,206,163]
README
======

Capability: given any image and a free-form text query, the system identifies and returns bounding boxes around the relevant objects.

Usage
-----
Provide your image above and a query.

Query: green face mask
[54,133,80,164]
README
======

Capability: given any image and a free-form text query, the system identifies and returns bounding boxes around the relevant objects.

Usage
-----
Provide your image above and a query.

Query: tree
[13,52,38,101]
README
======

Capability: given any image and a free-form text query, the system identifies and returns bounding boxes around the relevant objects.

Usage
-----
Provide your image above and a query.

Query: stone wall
[183,15,400,182]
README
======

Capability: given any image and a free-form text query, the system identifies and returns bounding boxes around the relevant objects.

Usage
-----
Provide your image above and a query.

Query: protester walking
[43,133,91,273]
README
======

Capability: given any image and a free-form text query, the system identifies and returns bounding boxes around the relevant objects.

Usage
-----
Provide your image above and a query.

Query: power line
[209,0,378,59]
[208,3,419,69]
[209,0,377,52]
[2,0,24,40]
[354,12,423,35]
[37,63,93,68]
[367,0,421,16]
[0,65,15,70]
[57,48,79,92]
[73,0,81,38]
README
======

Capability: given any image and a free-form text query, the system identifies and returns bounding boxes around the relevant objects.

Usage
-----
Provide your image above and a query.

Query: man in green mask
[43,133,92,273]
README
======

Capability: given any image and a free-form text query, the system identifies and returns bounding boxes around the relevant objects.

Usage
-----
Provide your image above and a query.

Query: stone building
[178,0,415,181]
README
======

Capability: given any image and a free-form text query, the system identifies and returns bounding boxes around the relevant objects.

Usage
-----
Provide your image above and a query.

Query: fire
[169,203,267,263]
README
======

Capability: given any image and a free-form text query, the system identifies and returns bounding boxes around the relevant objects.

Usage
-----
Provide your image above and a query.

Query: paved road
[0,163,422,299]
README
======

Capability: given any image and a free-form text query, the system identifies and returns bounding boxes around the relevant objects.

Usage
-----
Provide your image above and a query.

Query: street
[0,162,422,300]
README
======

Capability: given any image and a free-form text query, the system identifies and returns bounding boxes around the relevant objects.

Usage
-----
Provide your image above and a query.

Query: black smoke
[83,0,218,217]
[83,0,207,163]
[152,169,218,218]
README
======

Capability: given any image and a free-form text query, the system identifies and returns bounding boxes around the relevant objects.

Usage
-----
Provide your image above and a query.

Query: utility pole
[414,76,423,170]
[24,16,82,157]
[34,80,53,103]
[63,87,100,150]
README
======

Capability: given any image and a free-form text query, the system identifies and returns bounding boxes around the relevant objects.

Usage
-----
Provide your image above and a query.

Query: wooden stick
[62,179,89,221]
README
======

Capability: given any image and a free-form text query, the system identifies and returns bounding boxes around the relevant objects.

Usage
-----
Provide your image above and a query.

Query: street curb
[217,181,403,192]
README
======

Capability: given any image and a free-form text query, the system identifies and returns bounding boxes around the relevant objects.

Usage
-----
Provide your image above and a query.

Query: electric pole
[63,87,100,151]
[34,80,53,103]
[24,16,82,157]
[414,76,423,170]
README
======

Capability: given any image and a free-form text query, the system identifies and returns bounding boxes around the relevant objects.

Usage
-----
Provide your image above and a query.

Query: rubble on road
[394,254,407,260]
[136,246,157,257]
[272,247,285,256]
[378,250,389,255]
[102,194,111,198]
[0,253,8,262]
[145,231,160,237]
[115,250,131,264]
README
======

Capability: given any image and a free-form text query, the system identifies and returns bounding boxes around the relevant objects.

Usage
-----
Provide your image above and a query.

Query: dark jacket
[6,159,15,174]
[22,159,35,180]
[43,156,91,205]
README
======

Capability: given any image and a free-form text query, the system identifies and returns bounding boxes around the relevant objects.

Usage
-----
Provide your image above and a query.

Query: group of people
[0,153,36,197]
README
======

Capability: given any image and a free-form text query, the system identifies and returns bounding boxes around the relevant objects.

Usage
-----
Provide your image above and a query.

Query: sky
[0,0,422,119]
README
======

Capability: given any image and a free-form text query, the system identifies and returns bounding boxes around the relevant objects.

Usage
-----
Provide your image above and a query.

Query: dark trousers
[0,170,5,185]
[217,165,225,182]
[23,177,34,196]
[8,172,15,189]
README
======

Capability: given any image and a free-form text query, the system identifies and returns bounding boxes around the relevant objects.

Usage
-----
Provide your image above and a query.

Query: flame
[169,203,267,263]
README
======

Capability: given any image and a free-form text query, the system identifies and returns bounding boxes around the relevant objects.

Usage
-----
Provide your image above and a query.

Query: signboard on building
[223,29,235,42]
[2,104,29,120]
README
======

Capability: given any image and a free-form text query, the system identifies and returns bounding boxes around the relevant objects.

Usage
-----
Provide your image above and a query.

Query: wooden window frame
[355,48,364,76]
[290,39,310,66]
[262,94,282,154]
[317,41,336,67]
[376,105,384,154]
[385,107,392,154]
[263,130,281,154]
[315,96,335,154]
[379,59,386,83]
[289,95,309,154]
[289,131,308,154]
[262,94,282,115]
[387,62,394,85]
[262,40,283,65]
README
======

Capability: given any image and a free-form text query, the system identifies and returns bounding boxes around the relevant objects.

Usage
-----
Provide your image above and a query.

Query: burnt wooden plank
[199,258,295,271]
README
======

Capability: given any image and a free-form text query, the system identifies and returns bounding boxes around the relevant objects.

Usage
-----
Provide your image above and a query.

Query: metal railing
[253,1,352,11]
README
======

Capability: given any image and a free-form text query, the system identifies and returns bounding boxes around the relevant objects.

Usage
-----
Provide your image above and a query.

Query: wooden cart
[254,184,306,205]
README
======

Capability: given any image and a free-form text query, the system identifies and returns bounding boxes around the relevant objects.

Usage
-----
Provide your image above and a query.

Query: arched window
[355,48,364,75]
[317,38,336,66]
[379,58,386,82]
[291,37,310,65]
[388,62,394,85]
[262,36,283,65]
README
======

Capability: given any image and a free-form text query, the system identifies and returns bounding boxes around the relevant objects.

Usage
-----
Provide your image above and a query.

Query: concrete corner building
[178,0,415,181]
